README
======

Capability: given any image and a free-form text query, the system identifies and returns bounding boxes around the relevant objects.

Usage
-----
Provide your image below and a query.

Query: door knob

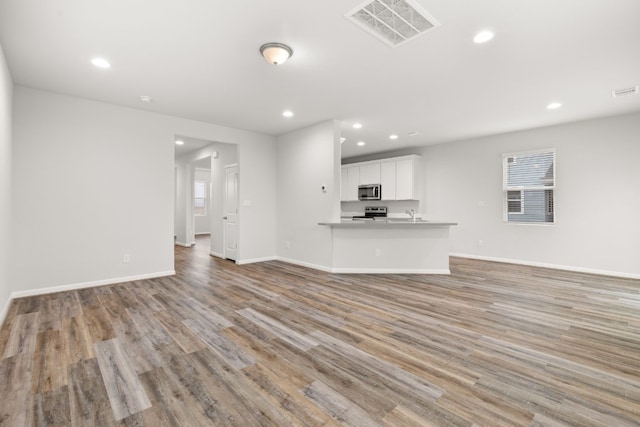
[223,216,228,220]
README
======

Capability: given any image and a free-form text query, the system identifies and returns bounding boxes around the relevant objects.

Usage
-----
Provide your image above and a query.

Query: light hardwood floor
[1,236,639,426]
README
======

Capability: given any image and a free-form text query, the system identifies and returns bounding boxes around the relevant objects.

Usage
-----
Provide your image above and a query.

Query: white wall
[276,120,341,270]
[0,42,12,321]
[422,113,640,277]
[11,87,277,294]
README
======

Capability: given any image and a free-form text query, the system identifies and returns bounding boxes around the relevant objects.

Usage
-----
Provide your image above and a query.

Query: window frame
[502,148,556,225]
[193,180,208,217]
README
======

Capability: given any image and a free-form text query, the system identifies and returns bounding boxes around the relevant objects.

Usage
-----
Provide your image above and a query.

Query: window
[507,190,524,214]
[194,181,207,216]
[502,149,555,224]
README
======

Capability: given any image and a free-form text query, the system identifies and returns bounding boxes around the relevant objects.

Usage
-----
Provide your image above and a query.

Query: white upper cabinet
[341,165,360,201]
[359,163,381,185]
[380,161,396,200]
[395,158,416,200]
[341,155,421,201]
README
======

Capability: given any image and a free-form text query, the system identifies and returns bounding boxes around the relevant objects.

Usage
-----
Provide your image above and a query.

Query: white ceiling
[1,0,639,158]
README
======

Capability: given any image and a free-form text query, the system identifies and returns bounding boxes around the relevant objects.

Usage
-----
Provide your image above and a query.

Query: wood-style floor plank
[0,235,639,426]
[93,338,152,421]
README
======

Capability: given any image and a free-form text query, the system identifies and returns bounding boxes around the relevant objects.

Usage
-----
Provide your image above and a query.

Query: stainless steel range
[352,206,387,220]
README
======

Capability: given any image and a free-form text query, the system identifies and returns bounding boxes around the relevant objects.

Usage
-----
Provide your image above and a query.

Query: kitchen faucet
[405,209,416,222]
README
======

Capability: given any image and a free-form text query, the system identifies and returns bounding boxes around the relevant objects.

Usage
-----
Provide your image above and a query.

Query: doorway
[223,164,238,261]
[173,135,238,263]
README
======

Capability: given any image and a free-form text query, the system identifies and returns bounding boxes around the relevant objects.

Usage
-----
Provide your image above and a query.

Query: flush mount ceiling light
[282,110,294,118]
[175,140,184,145]
[389,134,398,140]
[547,102,562,110]
[91,57,111,69]
[260,43,293,65]
[357,141,366,146]
[352,123,363,129]
[140,95,153,102]
[473,30,494,44]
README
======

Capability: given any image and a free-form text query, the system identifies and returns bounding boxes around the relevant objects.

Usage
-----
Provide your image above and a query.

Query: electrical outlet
[375,248,381,257]
[478,240,484,247]
[285,241,291,249]
[123,254,130,263]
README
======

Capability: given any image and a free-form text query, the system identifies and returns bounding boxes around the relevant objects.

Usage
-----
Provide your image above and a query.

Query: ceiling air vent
[612,86,639,98]
[345,0,441,48]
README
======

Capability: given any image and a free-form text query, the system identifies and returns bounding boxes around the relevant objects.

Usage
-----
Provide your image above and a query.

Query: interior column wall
[276,120,341,270]
[0,42,12,322]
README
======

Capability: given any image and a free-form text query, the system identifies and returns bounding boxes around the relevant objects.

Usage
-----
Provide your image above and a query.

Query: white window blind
[502,149,555,224]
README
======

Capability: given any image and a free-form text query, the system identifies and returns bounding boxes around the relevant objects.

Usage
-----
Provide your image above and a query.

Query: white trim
[209,251,224,259]
[331,268,450,275]
[0,296,12,328]
[450,253,640,280]
[274,257,450,275]
[275,257,333,273]
[194,232,211,236]
[9,270,176,299]
[174,241,193,247]
[237,256,278,265]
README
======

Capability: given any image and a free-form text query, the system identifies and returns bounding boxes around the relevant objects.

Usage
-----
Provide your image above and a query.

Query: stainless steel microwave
[358,184,381,201]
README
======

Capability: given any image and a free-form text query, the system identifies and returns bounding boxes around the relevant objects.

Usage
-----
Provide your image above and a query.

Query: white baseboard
[330,268,450,274]
[237,256,278,265]
[275,257,333,273]
[450,253,640,280]
[209,251,224,259]
[10,270,176,299]
[174,242,193,247]
[195,232,211,236]
[0,295,12,328]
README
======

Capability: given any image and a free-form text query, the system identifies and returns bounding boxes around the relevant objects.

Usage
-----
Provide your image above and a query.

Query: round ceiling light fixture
[389,134,398,140]
[260,43,293,65]
[547,102,562,110]
[175,140,184,145]
[282,110,294,118]
[357,141,366,146]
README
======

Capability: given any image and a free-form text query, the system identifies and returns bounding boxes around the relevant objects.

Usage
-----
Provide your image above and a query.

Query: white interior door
[223,164,238,261]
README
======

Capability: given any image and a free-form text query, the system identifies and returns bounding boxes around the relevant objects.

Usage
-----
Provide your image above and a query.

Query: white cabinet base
[327,224,452,274]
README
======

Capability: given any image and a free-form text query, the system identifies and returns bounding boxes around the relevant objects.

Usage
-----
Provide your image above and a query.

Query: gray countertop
[318,219,457,227]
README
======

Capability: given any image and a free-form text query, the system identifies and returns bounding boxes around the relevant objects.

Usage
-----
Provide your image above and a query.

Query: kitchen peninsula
[319,219,457,274]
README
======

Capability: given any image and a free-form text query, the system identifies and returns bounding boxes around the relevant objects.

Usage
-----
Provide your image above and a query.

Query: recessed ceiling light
[352,123,362,129]
[175,140,184,145]
[91,57,111,69]
[357,141,366,146]
[140,95,153,102]
[547,102,562,110]
[340,137,346,144]
[473,30,494,44]
[389,134,398,140]
[282,110,294,118]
